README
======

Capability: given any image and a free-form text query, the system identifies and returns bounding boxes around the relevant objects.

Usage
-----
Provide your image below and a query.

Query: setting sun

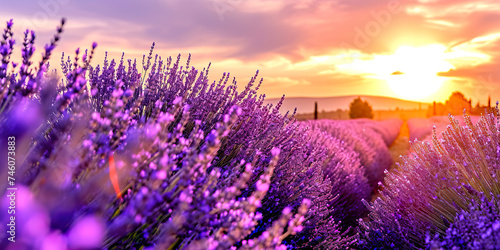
[337,45,461,101]
[385,73,448,100]
[384,45,455,100]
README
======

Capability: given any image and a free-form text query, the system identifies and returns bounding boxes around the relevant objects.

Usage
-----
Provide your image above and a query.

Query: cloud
[263,76,311,87]
[2,0,500,102]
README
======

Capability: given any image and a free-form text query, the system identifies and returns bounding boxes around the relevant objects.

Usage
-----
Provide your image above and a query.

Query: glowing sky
[2,0,500,103]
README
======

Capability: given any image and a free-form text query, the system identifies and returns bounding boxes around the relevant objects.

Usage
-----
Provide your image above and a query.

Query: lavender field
[1,18,500,250]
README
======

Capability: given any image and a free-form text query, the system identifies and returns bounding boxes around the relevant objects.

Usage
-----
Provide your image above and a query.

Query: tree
[445,91,471,115]
[314,102,318,120]
[349,97,374,119]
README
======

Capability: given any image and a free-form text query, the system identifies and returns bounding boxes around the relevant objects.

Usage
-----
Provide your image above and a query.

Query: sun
[383,45,455,100]
[385,73,447,100]
[336,44,457,101]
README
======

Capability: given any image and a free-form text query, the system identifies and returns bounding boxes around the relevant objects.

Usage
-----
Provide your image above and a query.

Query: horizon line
[264,94,434,103]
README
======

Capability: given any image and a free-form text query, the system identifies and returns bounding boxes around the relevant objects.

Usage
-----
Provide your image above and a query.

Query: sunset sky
[2,0,500,103]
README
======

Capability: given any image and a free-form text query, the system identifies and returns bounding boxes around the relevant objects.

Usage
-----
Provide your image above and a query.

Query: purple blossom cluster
[359,108,500,249]
[0,19,403,249]
[427,193,500,249]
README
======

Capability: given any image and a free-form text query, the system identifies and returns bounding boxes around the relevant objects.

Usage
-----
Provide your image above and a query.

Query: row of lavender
[360,110,500,249]
[407,115,482,142]
[301,119,402,191]
[0,19,402,249]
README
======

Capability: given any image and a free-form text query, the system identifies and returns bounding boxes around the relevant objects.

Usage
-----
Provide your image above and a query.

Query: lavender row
[302,119,401,191]
[359,108,500,249]
[348,118,403,147]
[407,115,482,142]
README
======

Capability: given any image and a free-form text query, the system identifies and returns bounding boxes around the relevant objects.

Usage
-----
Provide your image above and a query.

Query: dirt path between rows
[388,121,410,171]
[370,122,410,202]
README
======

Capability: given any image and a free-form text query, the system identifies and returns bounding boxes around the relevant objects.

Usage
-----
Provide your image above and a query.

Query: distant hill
[263,95,431,114]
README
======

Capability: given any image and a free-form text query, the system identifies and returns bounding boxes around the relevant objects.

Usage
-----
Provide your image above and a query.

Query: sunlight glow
[336,45,469,101]
[384,45,454,100]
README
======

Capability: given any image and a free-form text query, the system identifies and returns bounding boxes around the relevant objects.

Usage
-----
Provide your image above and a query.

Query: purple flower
[67,216,105,249]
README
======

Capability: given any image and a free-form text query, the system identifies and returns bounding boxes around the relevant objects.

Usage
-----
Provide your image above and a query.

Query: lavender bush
[308,127,371,221]
[302,119,400,190]
[0,19,312,249]
[359,108,500,249]
[352,118,403,147]
[408,116,482,142]
[427,193,500,250]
